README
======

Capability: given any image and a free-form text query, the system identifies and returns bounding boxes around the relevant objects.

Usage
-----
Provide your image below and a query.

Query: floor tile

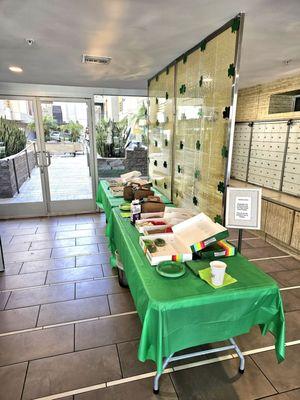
[1,227,37,236]
[4,248,51,263]
[274,257,300,271]
[261,389,300,399]
[0,305,39,333]
[285,310,300,341]
[74,375,177,400]
[251,345,300,392]
[6,283,75,309]
[228,229,255,240]
[254,259,287,273]
[245,238,274,248]
[171,356,276,400]
[0,235,12,245]
[76,278,126,298]
[102,263,117,277]
[55,229,96,240]
[3,242,31,253]
[22,345,121,400]
[36,224,76,233]
[30,238,75,250]
[0,362,28,400]
[235,325,275,351]
[51,244,99,258]
[108,292,136,314]
[0,262,23,275]
[282,290,300,312]
[75,313,141,351]
[0,325,74,366]
[37,296,110,326]
[76,253,111,267]
[46,265,103,284]
[117,340,156,377]
[10,232,56,244]
[76,236,107,246]
[242,247,286,259]
[269,270,300,288]
[20,257,75,273]
[76,223,104,230]
[0,271,46,290]
[0,292,10,310]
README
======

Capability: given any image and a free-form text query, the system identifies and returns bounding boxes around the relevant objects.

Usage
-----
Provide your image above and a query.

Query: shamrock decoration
[155,120,159,126]
[217,181,225,193]
[154,160,158,167]
[165,139,168,146]
[165,92,169,100]
[179,84,186,94]
[183,54,188,64]
[199,75,203,87]
[221,145,228,158]
[155,75,159,81]
[177,165,181,174]
[163,161,168,168]
[155,179,157,185]
[155,97,158,104]
[214,215,223,224]
[194,170,200,179]
[200,40,206,52]
[166,67,169,75]
[179,140,184,150]
[231,17,240,33]
[193,196,198,206]
[154,140,158,147]
[222,106,230,119]
[228,63,235,78]
[196,140,201,151]
[164,183,167,189]
[176,190,179,198]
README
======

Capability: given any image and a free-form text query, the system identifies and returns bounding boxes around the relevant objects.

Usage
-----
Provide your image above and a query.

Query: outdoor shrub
[96,118,127,157]
[0,117,26,158]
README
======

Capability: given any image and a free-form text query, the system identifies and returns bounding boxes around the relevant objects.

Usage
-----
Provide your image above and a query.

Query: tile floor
[0,213,299,400]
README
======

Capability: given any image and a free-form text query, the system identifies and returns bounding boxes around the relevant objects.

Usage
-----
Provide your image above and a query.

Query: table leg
[229,337,245,373]
[153,354,174,394]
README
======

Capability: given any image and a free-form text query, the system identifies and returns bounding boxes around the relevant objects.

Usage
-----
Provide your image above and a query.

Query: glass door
[37,98,97,215]
[0,96,47,218]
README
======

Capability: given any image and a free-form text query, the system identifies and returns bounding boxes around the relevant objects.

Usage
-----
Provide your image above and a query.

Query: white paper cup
[210,261,227,286]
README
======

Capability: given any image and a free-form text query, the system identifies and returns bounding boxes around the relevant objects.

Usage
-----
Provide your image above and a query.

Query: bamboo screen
[148,65,175,200]
[148,17,240,221]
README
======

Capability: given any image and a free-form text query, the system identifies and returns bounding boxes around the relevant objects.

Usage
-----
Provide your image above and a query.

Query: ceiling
[0,0,300,90]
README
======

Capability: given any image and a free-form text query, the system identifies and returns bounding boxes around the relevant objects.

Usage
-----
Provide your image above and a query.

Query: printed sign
[225,187,262,229]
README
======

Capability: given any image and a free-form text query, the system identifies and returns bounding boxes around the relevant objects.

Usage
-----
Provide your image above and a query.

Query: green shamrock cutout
[196,140,201,150]
[183,54,188,64]
[221,145,228,158]
[156,120,159,126]
[166,92,169,100]
[155,75,159,81]
[231,17,240,33]
[214,215,222,224]
[193,196,198,206]
[194,170,200,179]
[154,140,158,147]
[163,161,167,168]
[154,160,157,167]
[217,181,225,193]
[179,141,184,149]
[165,139,168,146]
[199,75,203,87]
[228,64,235,78]
[200,41,206,51]
[155,97,158,104]
[177,165,181,173]
[164,183,167,189]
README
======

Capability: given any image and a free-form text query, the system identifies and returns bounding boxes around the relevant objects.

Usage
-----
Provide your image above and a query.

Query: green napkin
[199,267,237,289]
[120,212,131,218]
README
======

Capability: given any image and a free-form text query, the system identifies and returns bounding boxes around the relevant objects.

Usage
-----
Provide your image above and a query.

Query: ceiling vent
[81,55,112,65]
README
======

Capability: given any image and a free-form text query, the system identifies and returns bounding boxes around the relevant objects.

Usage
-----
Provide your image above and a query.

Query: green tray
[156,261,186,278]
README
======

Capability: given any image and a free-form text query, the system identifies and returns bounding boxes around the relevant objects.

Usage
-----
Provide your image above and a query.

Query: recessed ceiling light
[9,66,23,73]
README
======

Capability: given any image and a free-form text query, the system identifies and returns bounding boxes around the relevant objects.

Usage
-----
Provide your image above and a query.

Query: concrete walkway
[0,154,93,204]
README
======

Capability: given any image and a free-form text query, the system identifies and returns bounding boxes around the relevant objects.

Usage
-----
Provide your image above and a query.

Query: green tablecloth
[96,180,172,222]
[107,208,285,373]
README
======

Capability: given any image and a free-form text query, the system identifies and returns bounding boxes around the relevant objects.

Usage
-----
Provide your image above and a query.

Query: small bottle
[131,199,141,225]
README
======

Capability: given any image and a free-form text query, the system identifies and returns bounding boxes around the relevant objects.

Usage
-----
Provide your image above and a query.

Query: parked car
[50,131,60,141]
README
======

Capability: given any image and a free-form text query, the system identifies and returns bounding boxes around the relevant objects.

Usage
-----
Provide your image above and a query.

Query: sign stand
[0,236,5,272]
[237,228,243,253]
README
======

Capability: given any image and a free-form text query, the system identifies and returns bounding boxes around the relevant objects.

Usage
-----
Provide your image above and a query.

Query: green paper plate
[119,203,131,211]
[156,261,186,278]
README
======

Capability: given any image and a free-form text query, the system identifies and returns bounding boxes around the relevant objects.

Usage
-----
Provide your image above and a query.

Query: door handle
[45,151,51,167]
[35,151,44,167]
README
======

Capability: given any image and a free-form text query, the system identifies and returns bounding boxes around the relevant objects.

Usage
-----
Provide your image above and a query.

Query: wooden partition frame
[148,13,245,223]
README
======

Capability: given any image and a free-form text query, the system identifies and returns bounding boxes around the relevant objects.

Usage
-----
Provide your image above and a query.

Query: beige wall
[236,74,300,122]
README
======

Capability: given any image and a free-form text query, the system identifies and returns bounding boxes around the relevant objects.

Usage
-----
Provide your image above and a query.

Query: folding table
[106,207,285,394]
